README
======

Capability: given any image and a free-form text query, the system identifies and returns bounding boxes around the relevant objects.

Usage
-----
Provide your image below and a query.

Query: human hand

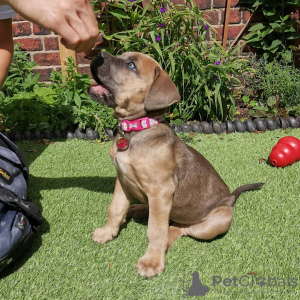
[5,0,99,52]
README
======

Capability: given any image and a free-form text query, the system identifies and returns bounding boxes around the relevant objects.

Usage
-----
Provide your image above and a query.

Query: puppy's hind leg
[168,204,233,248]
[167,223,187,249]
[185,205,233,241]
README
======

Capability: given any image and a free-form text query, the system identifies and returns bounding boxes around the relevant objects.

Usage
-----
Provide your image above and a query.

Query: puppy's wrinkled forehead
[119,52,161,75]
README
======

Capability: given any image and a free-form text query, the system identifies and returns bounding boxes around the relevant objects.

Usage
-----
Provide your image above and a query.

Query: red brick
[203,10,219,25]
[213,0,239,8]
[230,0,240,7]
[195,0,211,10]
[12,21,32,37]
[215,26,224,41]
[34,67,62,82]
[213,0,226,8]
[214,25,245,41]
[33,67,56,82]
[240,41,252,54]
[33,52,61,66]
[78,65,92,78]
[12,14,25,22]
[76,53,91,65]
[221,8,241,24]
[242,10,252,23]
[227,25,245,40]
[44,37,59,51]
[171,0,185,4]
[14,38,43,51]
[33,24,52,35]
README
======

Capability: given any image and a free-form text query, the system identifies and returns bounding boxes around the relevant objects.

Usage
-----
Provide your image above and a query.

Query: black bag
[0,133,42,273]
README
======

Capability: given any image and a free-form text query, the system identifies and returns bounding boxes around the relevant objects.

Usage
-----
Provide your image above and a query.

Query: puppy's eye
[127,62,136,70]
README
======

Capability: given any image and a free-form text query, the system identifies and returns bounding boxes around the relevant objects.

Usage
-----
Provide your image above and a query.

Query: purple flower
[130,0,135,2]
[156,36,161,42]
[215,75,219,80]
[205,25,209,30]
[160,8,166,13]
[214,61,221,65]
[158,23,164,27]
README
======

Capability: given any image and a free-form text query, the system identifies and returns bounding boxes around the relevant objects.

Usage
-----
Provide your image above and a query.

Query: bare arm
[0,0,99,53]
[0,18,13,88]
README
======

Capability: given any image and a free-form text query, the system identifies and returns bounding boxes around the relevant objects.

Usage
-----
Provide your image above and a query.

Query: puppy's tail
[229,183,264,207]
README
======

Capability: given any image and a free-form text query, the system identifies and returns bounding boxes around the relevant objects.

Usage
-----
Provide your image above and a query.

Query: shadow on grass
[1,174,117,279]
[1,140,118,279]
[29,174,116,195]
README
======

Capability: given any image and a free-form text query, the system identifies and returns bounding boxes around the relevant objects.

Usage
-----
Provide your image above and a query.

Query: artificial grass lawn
[1,129,300,300]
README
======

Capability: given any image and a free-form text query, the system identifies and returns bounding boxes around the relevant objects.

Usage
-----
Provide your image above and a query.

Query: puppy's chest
[110,148,146,201]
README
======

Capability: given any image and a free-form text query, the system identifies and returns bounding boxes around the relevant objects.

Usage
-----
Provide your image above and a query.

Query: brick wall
[12,0,252,82]
[195,0,251,46]
[12,14,94,82]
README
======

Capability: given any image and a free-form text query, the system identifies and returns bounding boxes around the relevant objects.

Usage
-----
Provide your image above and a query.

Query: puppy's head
[88,52,180,120]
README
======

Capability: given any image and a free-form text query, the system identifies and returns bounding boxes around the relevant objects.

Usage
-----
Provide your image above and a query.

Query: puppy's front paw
[136,254,165,278]
[91,227,116,244]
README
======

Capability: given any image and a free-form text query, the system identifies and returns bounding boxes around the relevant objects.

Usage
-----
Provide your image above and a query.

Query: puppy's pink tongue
[90,85,108,95]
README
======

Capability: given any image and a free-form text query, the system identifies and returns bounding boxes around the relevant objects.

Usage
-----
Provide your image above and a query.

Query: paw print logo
[256,276,266,286]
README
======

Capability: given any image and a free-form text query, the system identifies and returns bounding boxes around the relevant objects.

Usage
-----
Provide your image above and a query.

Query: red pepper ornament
[269,136,300,167]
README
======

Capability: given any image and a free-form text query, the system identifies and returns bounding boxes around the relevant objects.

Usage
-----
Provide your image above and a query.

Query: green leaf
[285,33,300,40]
[253,0,264,7]
[34,87,57,104]
[242,95,250,103]
[269,39,282,52]
[267,96,277,107]
[71,106,79,113]
[281,14,290,22]
[263,7,276,16]
[170,119,182,126]
[110,9,130,20]
[248,23,265,32]
[281,50,292,63]
[263,52,270,60]
[250,100,258,107]
[74,93,81,108]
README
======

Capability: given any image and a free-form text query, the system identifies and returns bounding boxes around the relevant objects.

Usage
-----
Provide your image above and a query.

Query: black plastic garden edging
[1,117,300,142]
[173,117,300,135]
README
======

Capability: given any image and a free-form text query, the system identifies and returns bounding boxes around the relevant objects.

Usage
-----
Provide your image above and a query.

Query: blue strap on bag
[0,133,42,273]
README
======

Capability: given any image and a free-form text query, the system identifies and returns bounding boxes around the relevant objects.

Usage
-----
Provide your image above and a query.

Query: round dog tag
[116,137,129,151]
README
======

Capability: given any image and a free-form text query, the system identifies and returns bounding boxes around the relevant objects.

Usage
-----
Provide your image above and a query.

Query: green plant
[242,94,279,118]
[241,0,300,61]
[0,44,65,131]
[49,57,117,137]
[94,0,251,122]
[243,57,300,117]
[1,43,42,97]
[0,45,116,139]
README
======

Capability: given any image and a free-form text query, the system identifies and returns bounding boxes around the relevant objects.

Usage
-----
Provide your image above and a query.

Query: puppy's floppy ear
[144,67,180,111]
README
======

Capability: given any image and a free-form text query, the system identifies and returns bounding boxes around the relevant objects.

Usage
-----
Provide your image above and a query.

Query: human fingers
[58,1,98,52]
[60,33,97,53]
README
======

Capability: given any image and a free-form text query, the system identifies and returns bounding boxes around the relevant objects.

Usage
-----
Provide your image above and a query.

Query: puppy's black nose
[90,52,107,84]
[92,52,105,69]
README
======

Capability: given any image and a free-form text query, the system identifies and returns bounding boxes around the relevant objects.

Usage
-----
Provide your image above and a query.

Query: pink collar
[119,115,165,133]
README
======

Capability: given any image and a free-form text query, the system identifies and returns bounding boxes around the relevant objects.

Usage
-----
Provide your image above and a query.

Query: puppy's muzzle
[90,52,110,83]
[88,52,115,107]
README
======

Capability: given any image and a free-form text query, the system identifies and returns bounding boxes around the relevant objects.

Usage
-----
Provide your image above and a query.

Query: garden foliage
[0,44,116,136]
[243,58,300,118]
[240,0,300,61]
[94,0,252,122]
